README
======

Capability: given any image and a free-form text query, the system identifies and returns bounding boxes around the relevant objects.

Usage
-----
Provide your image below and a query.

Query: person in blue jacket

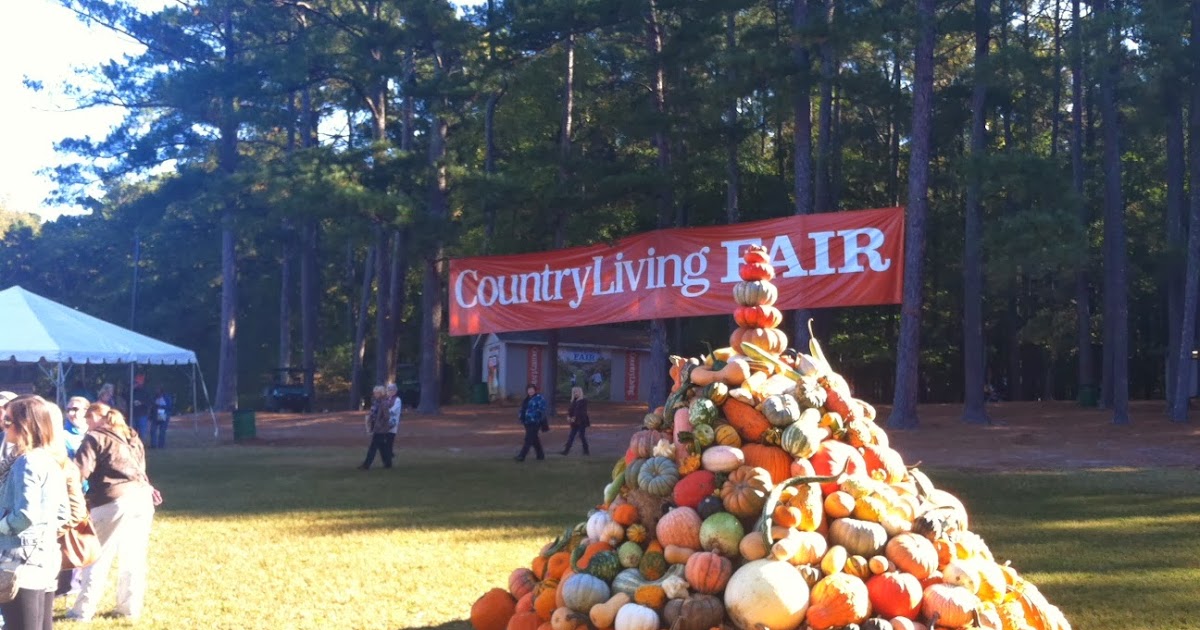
[514,384,547,462]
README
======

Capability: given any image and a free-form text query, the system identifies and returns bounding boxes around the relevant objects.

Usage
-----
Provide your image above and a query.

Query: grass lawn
[52,446,1200,629]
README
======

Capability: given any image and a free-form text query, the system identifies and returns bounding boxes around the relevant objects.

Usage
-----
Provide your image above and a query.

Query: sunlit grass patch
[50,447,1200,629]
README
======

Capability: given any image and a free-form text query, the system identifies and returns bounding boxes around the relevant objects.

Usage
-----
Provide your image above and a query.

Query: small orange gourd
[721,398,773,443]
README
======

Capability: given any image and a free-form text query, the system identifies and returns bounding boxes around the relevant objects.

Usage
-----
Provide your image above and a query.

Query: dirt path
[178,399,1200,471]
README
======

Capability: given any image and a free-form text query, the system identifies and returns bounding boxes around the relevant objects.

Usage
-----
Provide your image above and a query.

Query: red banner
[527,347,541,390]
[624,352,639,401]
[450,207,904,336]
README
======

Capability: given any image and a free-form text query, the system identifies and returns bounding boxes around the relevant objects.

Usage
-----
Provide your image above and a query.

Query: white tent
[0,285,217,436]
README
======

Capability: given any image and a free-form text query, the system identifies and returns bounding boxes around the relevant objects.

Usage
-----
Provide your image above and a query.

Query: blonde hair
[4,395,58,456]
[570,386,584,402]
[87,402,134,439]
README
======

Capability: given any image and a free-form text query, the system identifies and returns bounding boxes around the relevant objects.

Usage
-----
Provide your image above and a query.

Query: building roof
[495,326,651,351]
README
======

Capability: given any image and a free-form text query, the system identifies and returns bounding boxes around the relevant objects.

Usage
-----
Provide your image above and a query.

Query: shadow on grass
[148,446,617,534]
[400,619,470,630]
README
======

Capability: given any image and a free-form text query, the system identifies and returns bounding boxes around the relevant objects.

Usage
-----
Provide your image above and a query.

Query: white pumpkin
[587,511,613,542]
[614,603,660,630]
[701,445,745,473]
[723,559,810,630]
[941,559,981,594]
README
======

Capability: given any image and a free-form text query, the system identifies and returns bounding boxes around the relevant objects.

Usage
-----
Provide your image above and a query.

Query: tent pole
[57,362,64,408]
[129,363,135,422]
[194,360,219,438]
[191,364,198,435]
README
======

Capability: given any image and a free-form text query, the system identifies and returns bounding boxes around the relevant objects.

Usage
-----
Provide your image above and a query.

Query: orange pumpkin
[531,555,549,580]
[545,552,571,581]
[515,593,534,614]
[509,568,537,600]
[684,551,733,594]
[861,445,906,484]
[721,398,773,443]
[810,440,867,494]
[734,305,784,329]
[533,586,557,621]
[507,611,541,630]
[575,542,614,571]
[741,443,792,485]
[471,588,517,630]
[720,465,772,519]
[655,506,702,549]
[739,261,776,281]
[885,533,938,580]
[742,244,770,265]
[611,503,639,527]
[806,573,871,630]
[730,327,788,355]
[866,572,922,619]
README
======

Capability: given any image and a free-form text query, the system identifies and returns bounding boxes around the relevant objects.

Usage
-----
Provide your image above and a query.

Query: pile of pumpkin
[471,246,1071,630]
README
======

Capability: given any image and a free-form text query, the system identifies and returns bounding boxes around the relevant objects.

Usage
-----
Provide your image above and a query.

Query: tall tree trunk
[279,92,296,371]
[963,0,991,425]
[279,225,292,371]
[214,6,239,412]
[886,0,935,430]
[814,0,836,214]
[300,86,319,408]
[1050,0,1063,156]
[419,95,449,414]
[1096,0,1129,424]
[374,226,391,385]
[889,46,902,207]
[390,229,408,364]
[792,0,815,349]
[647,0,672,410]
[351,246,376,410]
[546,30,577,416]
[1071,0,1093,404]
[1166,82,1186,406]
[725,12,740,225]
[1169,0,1200,422]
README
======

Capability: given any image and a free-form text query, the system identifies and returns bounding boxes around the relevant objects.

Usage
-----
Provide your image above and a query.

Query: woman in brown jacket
[67,403,156,622]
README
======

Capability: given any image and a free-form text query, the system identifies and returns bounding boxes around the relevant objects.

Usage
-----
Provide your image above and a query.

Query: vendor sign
[449,207,904,335]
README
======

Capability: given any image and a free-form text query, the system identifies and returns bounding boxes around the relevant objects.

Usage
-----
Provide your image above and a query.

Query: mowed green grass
[53,446,1200,629]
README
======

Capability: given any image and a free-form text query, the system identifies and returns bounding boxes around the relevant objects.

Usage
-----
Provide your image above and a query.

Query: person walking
[514,384,547,462]
[0,395,69,630]
[358,386,392,470]
[67,402,158,622]
[560,386,590,455]
[384,384,402,462]
[149,388,172,449]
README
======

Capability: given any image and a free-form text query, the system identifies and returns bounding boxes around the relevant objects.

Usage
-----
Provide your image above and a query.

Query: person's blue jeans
[150,420,169,449]
[132,415,149,442]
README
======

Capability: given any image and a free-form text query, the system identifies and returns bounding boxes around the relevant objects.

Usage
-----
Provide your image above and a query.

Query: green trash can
[471,383,489,404]
[1077,385,1099,408]
[232,410,256,441]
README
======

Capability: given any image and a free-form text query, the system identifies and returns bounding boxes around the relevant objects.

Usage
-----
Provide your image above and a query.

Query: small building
[482,326,655,403]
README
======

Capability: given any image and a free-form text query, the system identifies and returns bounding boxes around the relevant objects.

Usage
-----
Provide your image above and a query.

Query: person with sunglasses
[0,395,69,630]
[61,397,90,460]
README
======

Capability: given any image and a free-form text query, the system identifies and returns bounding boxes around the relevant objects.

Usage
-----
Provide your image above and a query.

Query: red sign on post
[527,347,542,390]
[624,352,639,401]
[449,207,904,336]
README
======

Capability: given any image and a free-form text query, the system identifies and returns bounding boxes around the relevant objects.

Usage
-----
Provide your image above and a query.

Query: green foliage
[8,0,1186,405]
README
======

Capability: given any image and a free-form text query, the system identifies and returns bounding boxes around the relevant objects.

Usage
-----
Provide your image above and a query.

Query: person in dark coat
[560,386,590,455]
[514,384,547,462]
